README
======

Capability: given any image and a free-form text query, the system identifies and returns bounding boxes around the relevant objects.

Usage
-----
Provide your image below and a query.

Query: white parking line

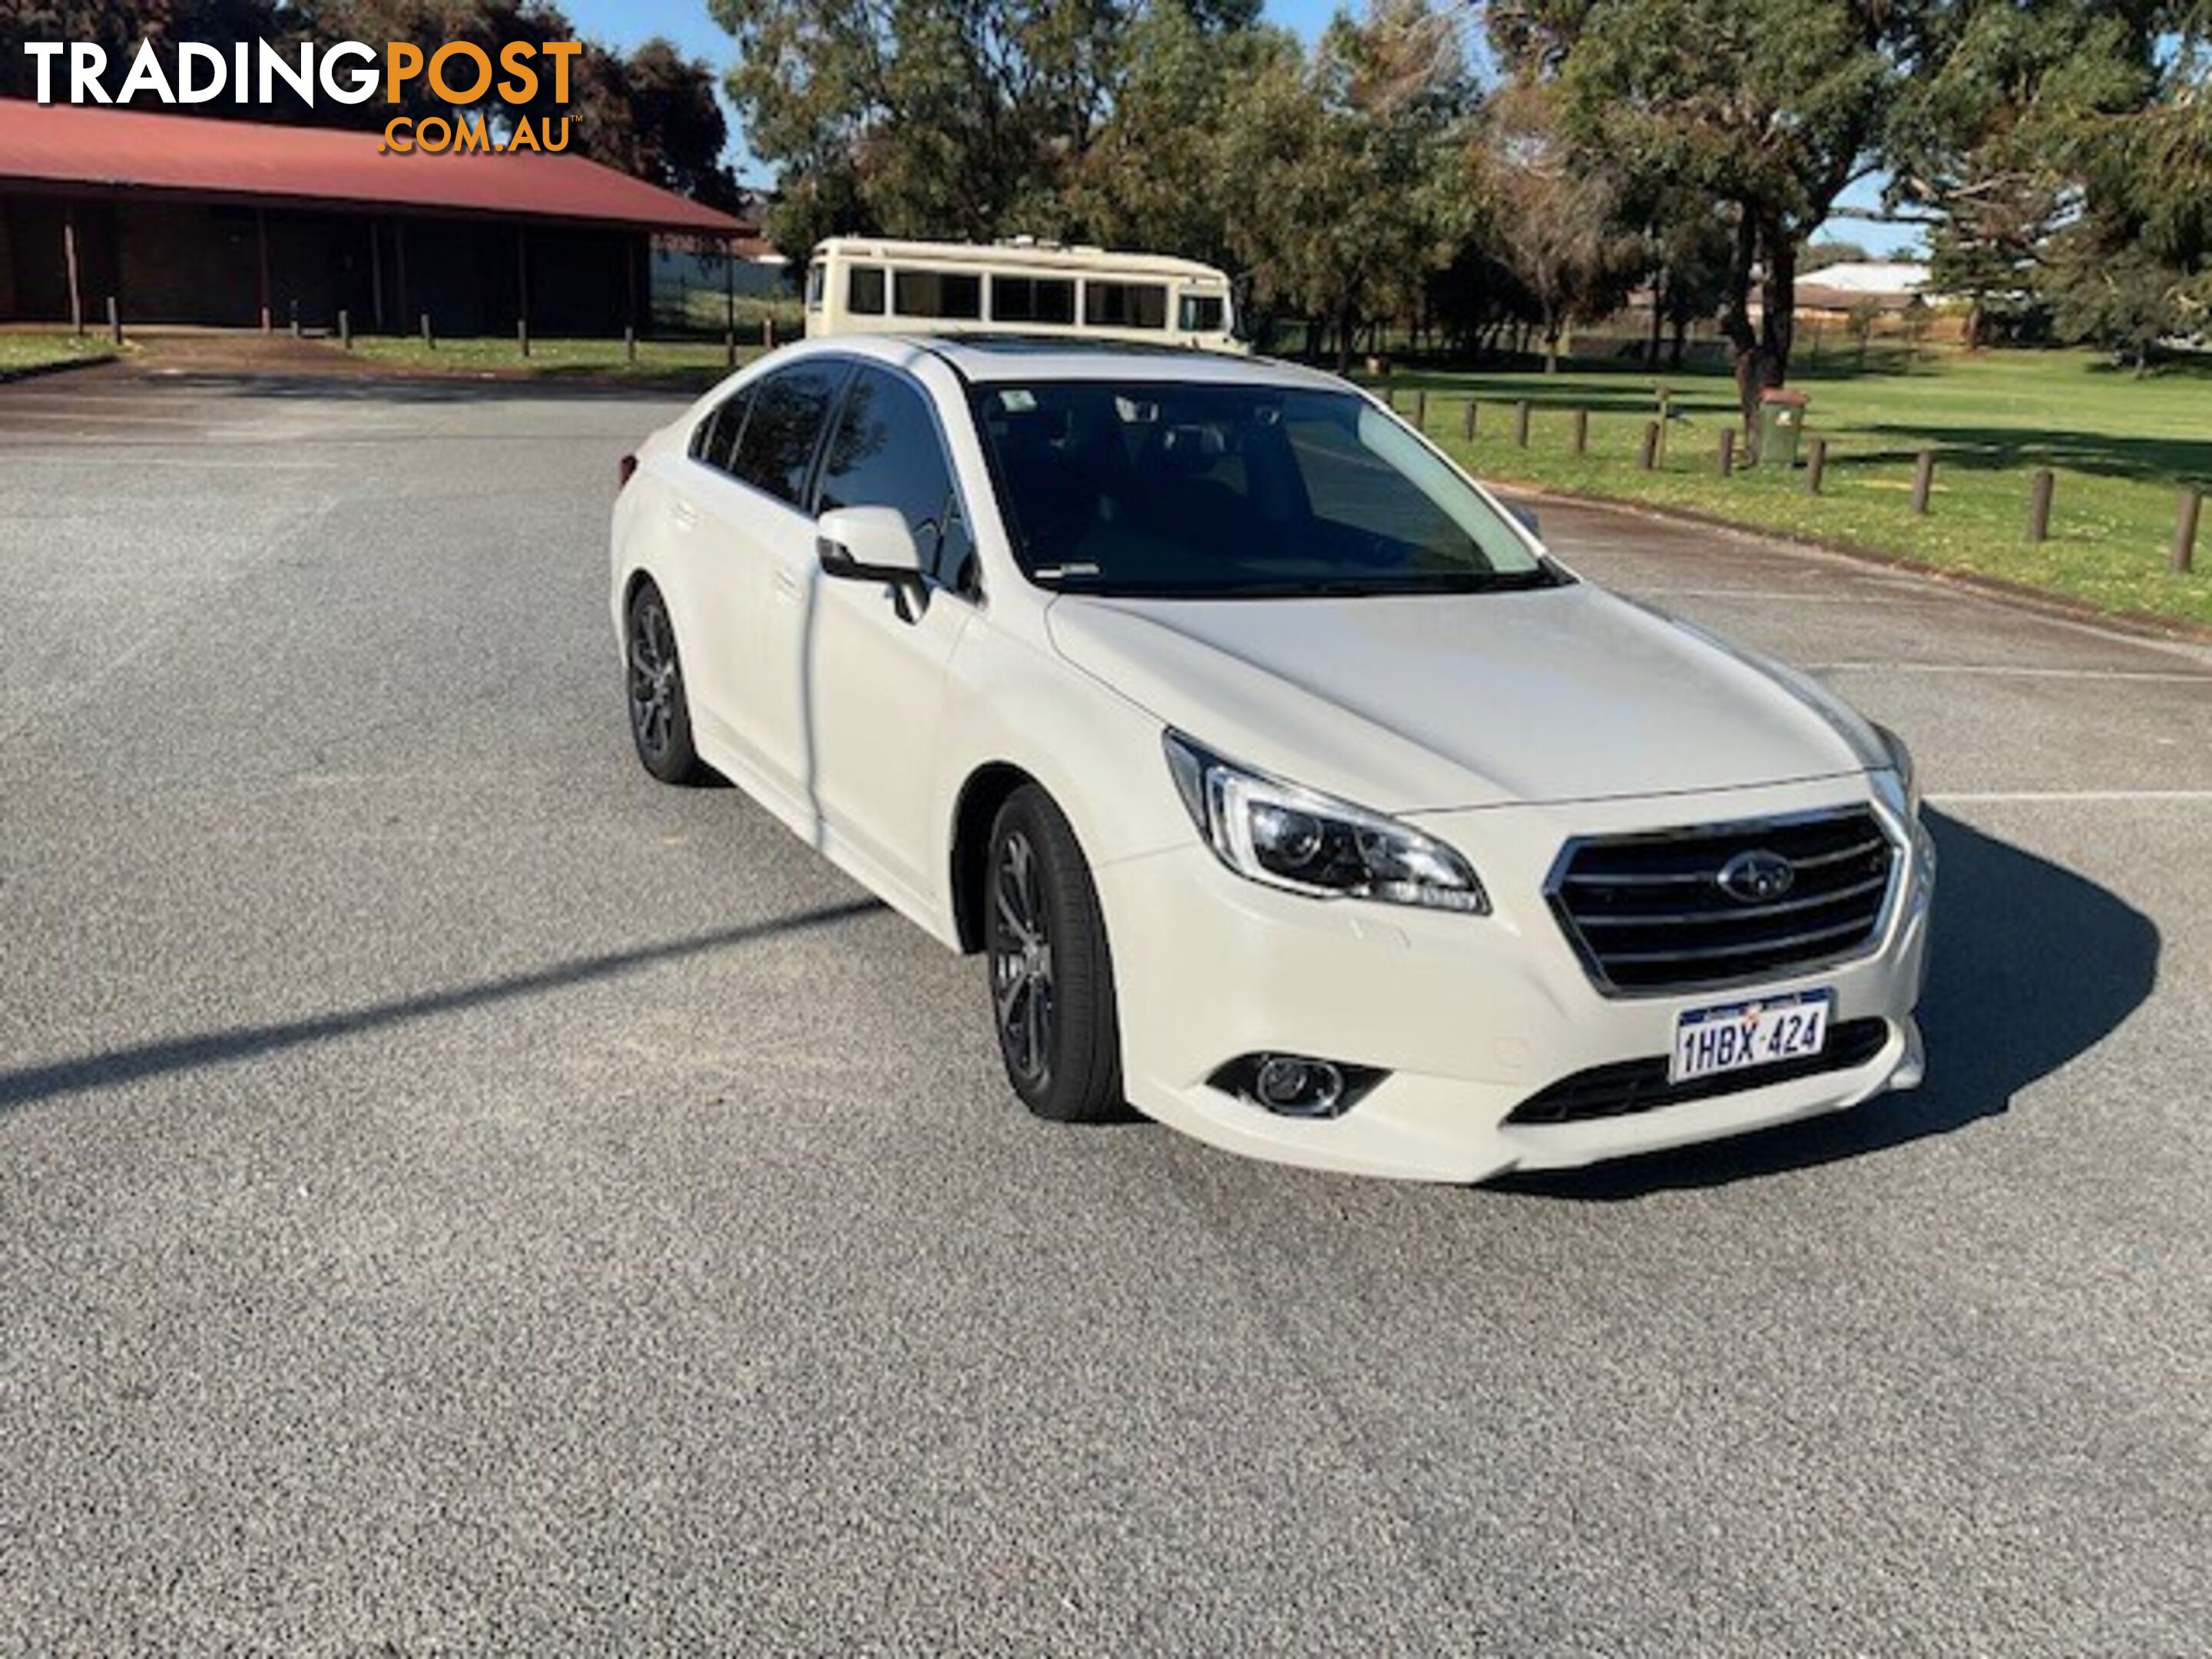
[1930,790,2212,804]
[1810,662,2212,684]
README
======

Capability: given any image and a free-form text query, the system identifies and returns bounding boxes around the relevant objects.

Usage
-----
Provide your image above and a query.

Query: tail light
[618,453,638,489]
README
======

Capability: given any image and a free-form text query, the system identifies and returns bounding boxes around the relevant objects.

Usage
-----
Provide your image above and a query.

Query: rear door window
[729,363,845,507]
[694,385,753,474]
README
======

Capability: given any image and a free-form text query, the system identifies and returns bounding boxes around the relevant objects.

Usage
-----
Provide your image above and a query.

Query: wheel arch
[949,761,1043,955]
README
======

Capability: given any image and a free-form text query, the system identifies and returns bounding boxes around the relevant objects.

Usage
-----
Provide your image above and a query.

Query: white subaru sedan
[610,336,1934,1182]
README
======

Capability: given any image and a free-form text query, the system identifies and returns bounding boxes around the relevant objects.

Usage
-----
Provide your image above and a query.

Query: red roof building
[0,100,753,334]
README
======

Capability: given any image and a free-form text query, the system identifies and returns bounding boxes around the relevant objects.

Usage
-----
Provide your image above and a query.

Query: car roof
[809,333,1352,391]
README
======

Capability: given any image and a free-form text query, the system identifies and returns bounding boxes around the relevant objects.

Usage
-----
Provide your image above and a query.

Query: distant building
[1794,261,1932,317]
[0,100,750,335]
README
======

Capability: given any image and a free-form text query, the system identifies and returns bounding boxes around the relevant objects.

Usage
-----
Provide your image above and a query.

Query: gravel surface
[2,369,2207,1654]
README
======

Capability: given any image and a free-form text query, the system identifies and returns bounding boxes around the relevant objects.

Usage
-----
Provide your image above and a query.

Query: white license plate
[1670,990,1832,1085]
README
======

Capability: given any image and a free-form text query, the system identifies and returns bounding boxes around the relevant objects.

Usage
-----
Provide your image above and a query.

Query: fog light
[1209,1053,1386,1119]
[1256,1055,1341,1115]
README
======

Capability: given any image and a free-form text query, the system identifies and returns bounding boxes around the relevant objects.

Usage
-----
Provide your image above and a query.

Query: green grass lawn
[335,333,767,386]
[1377,349,2212,628]
[0,333,120,376]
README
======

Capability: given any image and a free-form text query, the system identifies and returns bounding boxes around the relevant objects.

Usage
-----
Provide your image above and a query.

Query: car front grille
[1548,806,1898,995]
[1506,1018,1892,1126]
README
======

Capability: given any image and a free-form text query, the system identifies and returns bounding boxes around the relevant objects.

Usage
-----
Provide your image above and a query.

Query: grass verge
[0,333,121,377]
[334,334,766,386]
[1380,349,2212,628]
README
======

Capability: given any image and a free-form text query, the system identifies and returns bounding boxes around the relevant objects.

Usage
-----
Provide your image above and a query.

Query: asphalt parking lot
[2,366,2207,1654]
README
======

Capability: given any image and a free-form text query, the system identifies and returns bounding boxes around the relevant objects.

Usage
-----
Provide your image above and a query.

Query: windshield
[969,381,1560,598]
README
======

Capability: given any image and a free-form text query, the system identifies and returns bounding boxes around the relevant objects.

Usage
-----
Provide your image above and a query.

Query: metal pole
[63,205,84,336]
[255,207,270,333]
[393,220,409,335]
[369,220,385,332]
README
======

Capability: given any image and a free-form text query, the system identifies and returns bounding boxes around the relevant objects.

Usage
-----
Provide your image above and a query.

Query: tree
[1642,190,1734,366]
[1217,0,1475,369]
[1489,0,1929,427]
[564,37,740,210]
[1889,2,2161,349]
[1802,240,1873,271]
[713,0,1140,253]
[1063,3,1302,280]
[1467,81,1637,371]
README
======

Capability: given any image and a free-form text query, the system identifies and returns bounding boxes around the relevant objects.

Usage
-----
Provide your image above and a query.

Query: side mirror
[1509,502,1541,539]
[817,505,924,585]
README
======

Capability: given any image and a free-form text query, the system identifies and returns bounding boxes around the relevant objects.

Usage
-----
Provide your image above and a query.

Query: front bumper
[1094,775,1934,1183]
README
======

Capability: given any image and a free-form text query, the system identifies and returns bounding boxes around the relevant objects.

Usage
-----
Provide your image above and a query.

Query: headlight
[1162,731,1489,914]
[1873,721,1920,816]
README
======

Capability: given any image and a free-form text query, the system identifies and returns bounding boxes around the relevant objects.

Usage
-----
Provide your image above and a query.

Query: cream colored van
[803,237,1246,353]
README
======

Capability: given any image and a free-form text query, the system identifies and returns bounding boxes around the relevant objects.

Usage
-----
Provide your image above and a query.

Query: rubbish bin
[1757,386,1810,468]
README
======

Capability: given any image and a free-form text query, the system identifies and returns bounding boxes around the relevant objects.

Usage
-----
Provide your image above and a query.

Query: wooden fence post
[1514,401,1532,448]
[1803,437,1827,496]
[106,294,121,346]
[1638,422,1661,471]
[2174,488,2202,575]
[421,312,433,350]
[1413,389,1428,431]
[624,325,637,365]
[1571,408,1589,455]
[517,313,529,358]
[1461,399,1477,442]
[289,298,300,339]
[338,309,351,349]
[1717,428,1736,477]
[762,316,774,349]
[1912,450,1936,515]
[2025,469,2055,543]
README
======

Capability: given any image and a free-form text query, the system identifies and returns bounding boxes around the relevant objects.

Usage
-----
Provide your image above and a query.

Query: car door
[688,359,847,805]
[796,363,981,896]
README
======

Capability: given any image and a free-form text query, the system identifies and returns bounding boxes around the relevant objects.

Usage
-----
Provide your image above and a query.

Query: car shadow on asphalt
[0,899,884,1116]
[1495,810,2161,1200]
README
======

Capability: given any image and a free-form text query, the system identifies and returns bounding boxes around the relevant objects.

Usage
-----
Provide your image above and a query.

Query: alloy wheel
[990,826,1055,1090]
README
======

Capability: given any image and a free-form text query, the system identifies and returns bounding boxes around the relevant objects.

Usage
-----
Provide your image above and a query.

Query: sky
[564,0,1919,257]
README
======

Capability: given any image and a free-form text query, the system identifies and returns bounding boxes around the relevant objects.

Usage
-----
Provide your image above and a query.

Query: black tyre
[624,580,706,785]
[985,785,1124,1124]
